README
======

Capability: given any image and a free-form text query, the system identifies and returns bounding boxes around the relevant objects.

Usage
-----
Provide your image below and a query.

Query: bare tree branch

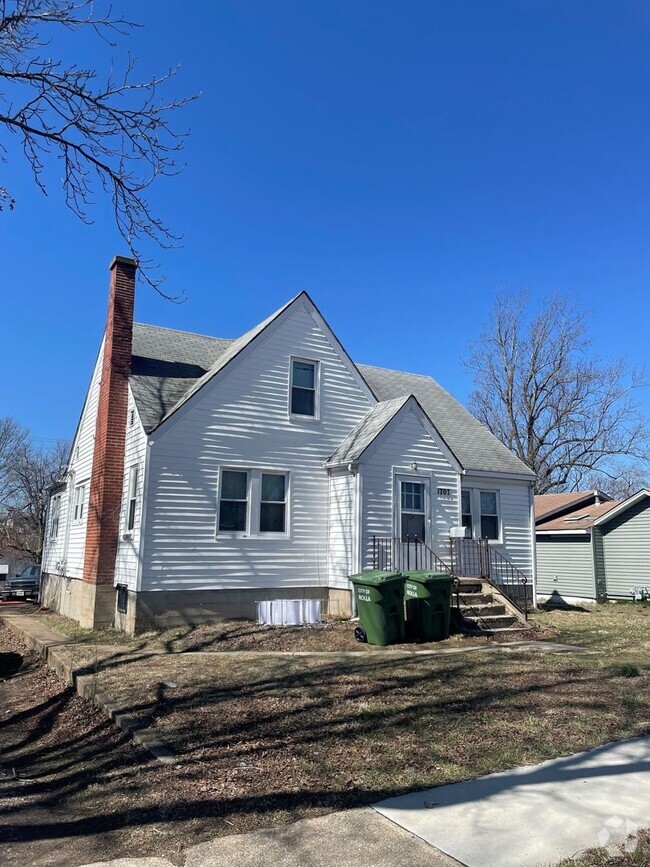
[465,291,650,494]
[0,0,197,297]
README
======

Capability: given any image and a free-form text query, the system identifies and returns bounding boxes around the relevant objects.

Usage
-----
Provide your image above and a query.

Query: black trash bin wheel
[354,625,367,643]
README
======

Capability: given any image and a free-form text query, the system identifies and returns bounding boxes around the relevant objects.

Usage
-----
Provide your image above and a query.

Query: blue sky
[3,0,650,444]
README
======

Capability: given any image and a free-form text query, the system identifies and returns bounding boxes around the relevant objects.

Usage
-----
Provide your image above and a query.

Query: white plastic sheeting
[256,598,322,626]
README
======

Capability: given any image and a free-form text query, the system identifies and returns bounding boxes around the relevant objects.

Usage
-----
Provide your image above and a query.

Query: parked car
[3,565,41,600]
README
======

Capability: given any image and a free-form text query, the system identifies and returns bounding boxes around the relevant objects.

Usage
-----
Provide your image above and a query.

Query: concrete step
[461,613,518,630]
[455,579,483,593]
[457,592,493,605]
[458,603,506,617]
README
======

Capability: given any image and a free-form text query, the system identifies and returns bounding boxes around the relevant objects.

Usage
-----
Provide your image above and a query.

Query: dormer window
[290,358,319,418]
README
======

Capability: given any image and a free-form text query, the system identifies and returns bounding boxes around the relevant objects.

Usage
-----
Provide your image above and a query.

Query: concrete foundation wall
[116,586,353,634]
[41,573,116,629]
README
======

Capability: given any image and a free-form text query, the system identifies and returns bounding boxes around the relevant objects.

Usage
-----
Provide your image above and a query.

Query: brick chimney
[81,256,137,625]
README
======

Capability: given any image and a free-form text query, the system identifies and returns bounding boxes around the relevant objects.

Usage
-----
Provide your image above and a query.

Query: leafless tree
[0,0,196,296]
[465,291,650,494]
[0,417,68,561]
[578,461,649,501]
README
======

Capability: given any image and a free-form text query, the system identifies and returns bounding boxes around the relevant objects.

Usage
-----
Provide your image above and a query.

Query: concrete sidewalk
[374,736,650,867]
[79,738,649,867]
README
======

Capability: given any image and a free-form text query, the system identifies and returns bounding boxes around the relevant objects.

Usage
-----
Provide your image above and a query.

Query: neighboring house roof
[592,488,650,527]
[129,306,535,478]
[534,490,612,523]
[536,500,620,532]
[326,396,411,466]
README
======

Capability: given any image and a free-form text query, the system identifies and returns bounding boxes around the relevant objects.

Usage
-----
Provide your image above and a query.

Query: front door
[395,476,430,543]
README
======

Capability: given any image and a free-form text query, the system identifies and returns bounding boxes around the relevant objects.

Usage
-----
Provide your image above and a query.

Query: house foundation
[114,587,353,635]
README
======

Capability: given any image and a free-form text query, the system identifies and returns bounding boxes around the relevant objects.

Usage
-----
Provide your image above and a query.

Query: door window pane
[401,482,424,512]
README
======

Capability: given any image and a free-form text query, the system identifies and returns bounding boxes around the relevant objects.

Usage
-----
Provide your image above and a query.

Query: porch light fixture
[410,461,418,471]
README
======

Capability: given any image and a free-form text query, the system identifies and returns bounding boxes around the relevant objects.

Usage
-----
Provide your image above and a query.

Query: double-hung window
[461,490,472,532]
[479,491,499,540]
[49,495,61,540]
[218,470,249,532]
[290,359,318,418]
[460,488,500,541]
[218,469,289,536]
[260,473,287,533]
[73,484,86,522]
[126,466,139,532]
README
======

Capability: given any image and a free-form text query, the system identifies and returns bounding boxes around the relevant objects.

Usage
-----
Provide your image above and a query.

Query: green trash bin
[403,571,454,642]
[349,570,405,646]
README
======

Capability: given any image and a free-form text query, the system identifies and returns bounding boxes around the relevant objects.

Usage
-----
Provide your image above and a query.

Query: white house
[41,257,536,633]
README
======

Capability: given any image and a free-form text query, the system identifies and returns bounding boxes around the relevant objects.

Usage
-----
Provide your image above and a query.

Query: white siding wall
[328,467,357,586]
[462,474,533,579]
[142,303,373,592]
[41,488,69,574]
[536,534,595,599]
[114,386,148,590]
[360,408,460,568]
[42,339,105,579]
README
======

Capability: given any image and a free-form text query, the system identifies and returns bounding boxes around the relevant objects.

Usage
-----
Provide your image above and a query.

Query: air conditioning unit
[449,526,470,538]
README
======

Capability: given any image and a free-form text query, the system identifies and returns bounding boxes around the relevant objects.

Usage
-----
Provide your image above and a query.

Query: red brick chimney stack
[83,256,137,590]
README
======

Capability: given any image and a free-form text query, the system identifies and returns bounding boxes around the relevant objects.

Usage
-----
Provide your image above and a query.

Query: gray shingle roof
[130,321,534,478]
[326,397,410,466]
[357,365,533,476]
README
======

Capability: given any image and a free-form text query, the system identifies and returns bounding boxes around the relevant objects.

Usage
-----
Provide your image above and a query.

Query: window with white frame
[460,488,500,541]
[218,469,289,536]
[218,470,249,532]
[461,490,472,532]
[290,359,318,417]
[259,473,287,533]
[479,491,499,540]
[49,494,61,539]
[73,483,86,522]
[126,466,138,531]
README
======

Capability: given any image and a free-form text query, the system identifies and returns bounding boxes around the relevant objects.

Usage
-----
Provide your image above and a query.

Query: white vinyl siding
[142,301,373,592]
[536,535,595,600]
[462,474,533,580]
[42,339,105,580]
[327,467,358,586]
[361,407,459,568]
[114,386,147,591]
[599,498,650,598]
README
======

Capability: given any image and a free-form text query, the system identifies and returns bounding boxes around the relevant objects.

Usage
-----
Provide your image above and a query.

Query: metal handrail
[372,536,450,574]
[449,537,529,619]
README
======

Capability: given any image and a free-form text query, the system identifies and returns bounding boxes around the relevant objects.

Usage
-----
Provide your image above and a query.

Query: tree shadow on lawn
[1,650,647,849]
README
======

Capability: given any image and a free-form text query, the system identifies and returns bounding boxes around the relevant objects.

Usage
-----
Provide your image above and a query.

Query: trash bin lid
[349,570,403,586]
[401,570,453,583]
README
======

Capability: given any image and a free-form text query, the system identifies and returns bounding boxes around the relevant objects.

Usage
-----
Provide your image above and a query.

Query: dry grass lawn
[4,601,648,862]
